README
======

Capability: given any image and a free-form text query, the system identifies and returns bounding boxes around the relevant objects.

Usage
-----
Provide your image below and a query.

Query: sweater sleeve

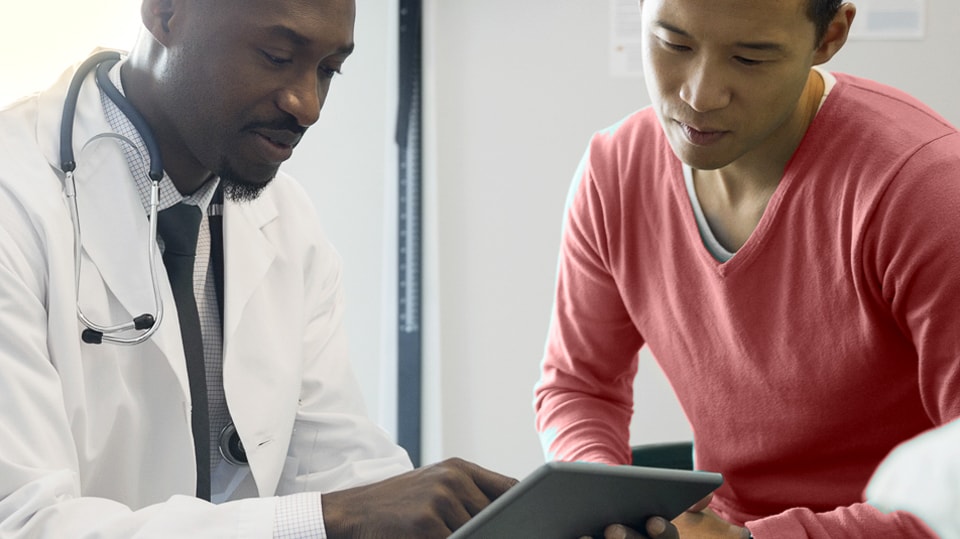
[745,504,937,538]
[534,144,645,466]
[866,134,960,425]
[746,133,960,538]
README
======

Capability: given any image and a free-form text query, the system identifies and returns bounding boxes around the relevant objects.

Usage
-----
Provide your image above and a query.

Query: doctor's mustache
[242,116,307,137]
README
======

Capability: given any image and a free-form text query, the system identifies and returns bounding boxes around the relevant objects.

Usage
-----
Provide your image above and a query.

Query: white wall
[423,0,960,481]
[0,2,140,107]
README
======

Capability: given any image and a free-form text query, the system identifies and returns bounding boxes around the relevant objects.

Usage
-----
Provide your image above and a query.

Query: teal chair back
[630,441,694,471]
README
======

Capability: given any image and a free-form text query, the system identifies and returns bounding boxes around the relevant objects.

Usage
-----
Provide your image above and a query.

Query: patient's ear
[814,3,856,65]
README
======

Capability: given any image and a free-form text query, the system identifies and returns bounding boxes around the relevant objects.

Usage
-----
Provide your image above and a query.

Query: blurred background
[4,0,957,481]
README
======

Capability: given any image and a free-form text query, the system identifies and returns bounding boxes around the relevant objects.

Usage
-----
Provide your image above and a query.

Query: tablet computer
[450,461,723,539]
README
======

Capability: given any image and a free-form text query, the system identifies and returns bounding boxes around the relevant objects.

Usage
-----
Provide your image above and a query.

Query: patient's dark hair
[810,0,843,46]
[638,0,844,48]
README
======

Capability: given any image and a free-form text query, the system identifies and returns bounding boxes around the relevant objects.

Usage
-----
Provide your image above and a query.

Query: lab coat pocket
[275,456,302,495]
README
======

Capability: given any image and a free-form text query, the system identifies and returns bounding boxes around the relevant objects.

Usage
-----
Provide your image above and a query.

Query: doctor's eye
[261,50,293,67]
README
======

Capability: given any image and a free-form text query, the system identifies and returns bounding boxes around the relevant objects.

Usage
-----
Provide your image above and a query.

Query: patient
[534,0,960,537]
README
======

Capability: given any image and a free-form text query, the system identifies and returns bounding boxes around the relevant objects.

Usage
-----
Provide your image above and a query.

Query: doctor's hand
[321,457,517,539]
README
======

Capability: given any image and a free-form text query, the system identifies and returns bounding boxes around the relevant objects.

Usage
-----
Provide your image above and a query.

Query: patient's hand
[594,517,680,538]
[652,495,749,539]
[584,493,725,539]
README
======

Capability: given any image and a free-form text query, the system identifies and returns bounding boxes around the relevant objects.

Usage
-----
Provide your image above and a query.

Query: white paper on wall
[849,0,926,40]
[610,0,644,79]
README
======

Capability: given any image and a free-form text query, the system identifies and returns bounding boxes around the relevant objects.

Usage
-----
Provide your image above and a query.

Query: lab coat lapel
[36,55,192,400]
[221,191,287,494]
[222,195,278,345]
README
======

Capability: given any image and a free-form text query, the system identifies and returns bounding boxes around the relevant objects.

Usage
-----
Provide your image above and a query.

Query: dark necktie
[156,202,210,500]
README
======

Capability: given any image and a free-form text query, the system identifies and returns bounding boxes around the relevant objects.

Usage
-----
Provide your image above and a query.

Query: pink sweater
[535,73,960,538]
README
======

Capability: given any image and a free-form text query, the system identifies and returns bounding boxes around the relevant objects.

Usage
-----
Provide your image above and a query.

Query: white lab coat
[0,59,412,537]
[867,418,960,539]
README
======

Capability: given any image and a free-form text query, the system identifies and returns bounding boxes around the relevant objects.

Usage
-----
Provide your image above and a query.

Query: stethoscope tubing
[66,165,164,345]
[60,51,166,345]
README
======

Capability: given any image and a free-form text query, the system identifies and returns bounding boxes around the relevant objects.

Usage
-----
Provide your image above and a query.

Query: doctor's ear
[141,0,179,44]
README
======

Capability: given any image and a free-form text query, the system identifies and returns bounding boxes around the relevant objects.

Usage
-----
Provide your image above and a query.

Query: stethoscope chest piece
[218,423,248,466]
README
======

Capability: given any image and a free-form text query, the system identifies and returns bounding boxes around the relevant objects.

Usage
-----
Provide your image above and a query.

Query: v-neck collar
[676,69,839,277]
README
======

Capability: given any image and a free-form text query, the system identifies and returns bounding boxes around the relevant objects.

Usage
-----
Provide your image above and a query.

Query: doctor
[0,0,515,537]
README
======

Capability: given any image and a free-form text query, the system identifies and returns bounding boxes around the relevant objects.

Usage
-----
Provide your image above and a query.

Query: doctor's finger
[414,458,511,517]
[458,458,519,500]
[440,497,477,534]
[444,475,498,518]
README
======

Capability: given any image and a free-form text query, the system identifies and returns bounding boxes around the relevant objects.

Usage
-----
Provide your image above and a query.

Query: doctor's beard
[218,162,272,203]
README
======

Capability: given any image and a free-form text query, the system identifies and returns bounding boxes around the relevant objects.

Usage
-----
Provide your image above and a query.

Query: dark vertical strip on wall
[397,0,423,467]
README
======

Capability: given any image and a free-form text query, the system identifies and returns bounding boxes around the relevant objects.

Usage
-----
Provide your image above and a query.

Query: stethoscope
[59,50,164,346]
[58,51,248,466]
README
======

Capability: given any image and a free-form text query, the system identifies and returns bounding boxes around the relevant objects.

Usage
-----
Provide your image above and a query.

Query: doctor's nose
[277,75,325,127]
[679,66,732,113]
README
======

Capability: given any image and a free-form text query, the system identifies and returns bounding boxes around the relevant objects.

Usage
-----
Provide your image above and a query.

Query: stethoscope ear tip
[81,329,104,344]
[134,313,156,330]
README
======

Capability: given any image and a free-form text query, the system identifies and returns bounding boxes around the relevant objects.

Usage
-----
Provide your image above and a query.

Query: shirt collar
[99,58,219,214]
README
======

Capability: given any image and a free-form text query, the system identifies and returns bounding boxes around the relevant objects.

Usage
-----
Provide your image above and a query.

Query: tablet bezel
[450,461,723,539]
